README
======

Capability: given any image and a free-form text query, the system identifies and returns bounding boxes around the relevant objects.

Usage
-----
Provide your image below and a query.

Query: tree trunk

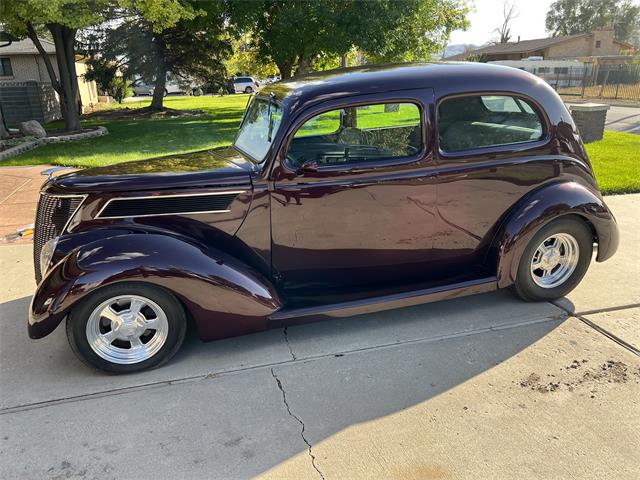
[48,24,81,131]
[340,55,348,68]
[295,56,312,76]
[276,61,294,79]
[150,36,167,111]
[0,105,9,139]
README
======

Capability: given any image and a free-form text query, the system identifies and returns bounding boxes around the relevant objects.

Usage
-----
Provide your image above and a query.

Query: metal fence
[532,63,640,101]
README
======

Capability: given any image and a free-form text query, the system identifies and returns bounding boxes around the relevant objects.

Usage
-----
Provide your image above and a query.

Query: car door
[433,92,554,274]
[270,89,439,294]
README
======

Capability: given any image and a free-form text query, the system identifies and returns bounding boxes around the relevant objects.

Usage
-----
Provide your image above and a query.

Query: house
[446,26,635,62]
[0,37,99,126]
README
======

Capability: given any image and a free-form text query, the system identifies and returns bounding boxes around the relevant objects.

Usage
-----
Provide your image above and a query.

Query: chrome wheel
[86,295,169,365]
[530,233,580,288]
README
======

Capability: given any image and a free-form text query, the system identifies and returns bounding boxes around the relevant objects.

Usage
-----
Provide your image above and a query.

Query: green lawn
[2,95,638,195]
[586,131,640,195]
[2,95,250,168]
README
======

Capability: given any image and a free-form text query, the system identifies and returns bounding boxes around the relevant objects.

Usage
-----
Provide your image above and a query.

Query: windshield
[234,97,283,163]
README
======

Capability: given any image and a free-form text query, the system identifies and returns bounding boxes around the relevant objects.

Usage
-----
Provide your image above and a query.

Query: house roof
[0,37,56,55]
[446,33,591,60]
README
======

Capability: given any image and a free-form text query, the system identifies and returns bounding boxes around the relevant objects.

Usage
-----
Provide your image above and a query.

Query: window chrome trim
[95,190,247,220]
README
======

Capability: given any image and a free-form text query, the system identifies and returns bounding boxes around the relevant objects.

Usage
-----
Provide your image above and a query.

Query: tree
[230,0,470,79]
[546,0,640,44]
[224,32,279,78]
[493,1,518,44]
[82,0,230,110]
[83,58,132,103]
[1,0,110,131]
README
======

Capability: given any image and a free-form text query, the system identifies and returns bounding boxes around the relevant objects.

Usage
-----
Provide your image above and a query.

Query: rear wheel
[244,86,253,94]
[66,283,187,373]
[515,217,593,301]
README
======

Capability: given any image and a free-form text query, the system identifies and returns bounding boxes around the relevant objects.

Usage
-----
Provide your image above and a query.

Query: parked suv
[29,63,618,373]
[233,76,260,93]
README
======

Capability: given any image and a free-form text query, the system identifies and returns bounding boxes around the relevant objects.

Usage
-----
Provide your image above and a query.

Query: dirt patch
[83,106,206,121]
[518,359,640,395]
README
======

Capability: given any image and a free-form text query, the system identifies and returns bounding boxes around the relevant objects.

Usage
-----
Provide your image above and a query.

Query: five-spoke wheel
[86,295,170,365]
[66,283,187,373]
[515,217,593,301]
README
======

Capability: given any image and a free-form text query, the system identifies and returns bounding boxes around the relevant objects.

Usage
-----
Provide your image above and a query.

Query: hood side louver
[98,192,241,219]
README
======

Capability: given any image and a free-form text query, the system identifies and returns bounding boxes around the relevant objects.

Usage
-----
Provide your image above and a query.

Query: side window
[0,58,12,77]
[287,102,422,168]
[438,94,544,152]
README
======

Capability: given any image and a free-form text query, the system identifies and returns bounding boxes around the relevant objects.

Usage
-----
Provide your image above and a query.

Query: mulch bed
[83,106,206,121]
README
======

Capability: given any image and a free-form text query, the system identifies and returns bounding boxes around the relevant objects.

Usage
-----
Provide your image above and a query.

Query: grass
[2,95,638,195]
[2,95,250,168]
[586,131,640,195]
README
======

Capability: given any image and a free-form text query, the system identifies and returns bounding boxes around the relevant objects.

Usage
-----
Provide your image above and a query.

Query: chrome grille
[33,194,83,283]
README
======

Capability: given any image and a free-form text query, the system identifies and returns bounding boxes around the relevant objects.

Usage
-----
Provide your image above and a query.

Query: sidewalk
[0,165,75,242]
[1,194,638,479]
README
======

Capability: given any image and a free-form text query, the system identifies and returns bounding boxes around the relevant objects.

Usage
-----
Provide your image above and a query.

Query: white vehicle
[132,77,200,96]
[233,76,260,94]
[132,82,154,96]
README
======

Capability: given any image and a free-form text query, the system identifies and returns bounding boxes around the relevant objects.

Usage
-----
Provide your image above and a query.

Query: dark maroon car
[30,63,619,373]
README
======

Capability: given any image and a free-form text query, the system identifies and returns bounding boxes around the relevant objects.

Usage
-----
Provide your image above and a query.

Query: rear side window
[287,103,422,168]
[438,94,544,152]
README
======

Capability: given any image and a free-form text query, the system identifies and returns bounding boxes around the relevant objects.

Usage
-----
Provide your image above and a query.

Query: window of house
[0,58,13,77]
[438,94,544,152]
[596,40,601,48]
[287,103,422,168]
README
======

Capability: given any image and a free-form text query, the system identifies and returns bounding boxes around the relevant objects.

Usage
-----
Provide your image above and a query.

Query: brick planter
[0,126,108,161]
[570,103,610,143]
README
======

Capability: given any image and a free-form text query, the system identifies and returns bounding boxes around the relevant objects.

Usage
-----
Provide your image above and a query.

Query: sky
[449,0,555,46]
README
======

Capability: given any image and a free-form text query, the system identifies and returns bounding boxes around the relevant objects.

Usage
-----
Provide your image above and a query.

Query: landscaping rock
[19,120,47,139]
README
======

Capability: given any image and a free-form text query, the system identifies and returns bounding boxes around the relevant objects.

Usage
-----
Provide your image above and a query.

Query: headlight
[40,236,59,277]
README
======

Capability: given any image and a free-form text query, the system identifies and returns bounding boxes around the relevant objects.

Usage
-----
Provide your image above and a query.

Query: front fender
[29,234,283,341]
[495,181,619,288]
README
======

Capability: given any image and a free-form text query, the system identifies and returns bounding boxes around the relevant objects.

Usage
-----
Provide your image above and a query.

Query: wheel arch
[29,233,283,341]
[491,181,619,289]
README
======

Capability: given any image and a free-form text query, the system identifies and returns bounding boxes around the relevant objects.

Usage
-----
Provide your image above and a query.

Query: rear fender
[494,181,619,288]
[29,234,283,341]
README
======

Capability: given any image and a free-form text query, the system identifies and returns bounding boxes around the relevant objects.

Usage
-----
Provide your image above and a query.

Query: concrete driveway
[1,195,638,479]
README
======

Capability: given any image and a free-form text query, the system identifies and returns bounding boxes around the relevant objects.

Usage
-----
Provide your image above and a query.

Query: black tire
[66,282,187,374]
[244,86,253,94]
[515,217,593,302]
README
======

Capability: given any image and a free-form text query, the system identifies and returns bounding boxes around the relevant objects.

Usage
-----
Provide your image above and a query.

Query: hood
[45,147,257,194]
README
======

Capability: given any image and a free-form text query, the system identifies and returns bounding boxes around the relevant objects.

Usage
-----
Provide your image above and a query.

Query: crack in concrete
[3,314,563,414]
[270,368,325,480]
[283,327,297,360]
[549,301,639,357]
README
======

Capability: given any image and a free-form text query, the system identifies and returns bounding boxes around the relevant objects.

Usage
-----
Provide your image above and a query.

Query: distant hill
[439,44,477,59]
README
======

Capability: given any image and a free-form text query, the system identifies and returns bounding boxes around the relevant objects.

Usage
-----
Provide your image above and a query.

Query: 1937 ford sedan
[29,63,619,373]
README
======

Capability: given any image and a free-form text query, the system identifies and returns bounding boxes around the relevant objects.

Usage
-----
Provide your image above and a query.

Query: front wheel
[515,217,593,301]
[66,283,187,373]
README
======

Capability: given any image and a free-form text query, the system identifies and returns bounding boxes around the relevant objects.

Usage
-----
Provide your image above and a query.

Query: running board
[268,277,498,326]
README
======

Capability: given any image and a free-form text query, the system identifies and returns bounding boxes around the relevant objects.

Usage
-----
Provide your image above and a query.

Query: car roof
[259,62,551,114]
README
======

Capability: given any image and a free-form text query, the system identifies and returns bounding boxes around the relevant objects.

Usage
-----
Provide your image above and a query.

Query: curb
[0,126,109,161]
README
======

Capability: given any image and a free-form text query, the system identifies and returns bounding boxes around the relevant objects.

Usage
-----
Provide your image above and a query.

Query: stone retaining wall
[0,126,108,161]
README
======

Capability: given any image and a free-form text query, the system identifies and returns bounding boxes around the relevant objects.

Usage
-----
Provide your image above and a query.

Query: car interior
[287,106,422,168]
[438,95,544,152]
